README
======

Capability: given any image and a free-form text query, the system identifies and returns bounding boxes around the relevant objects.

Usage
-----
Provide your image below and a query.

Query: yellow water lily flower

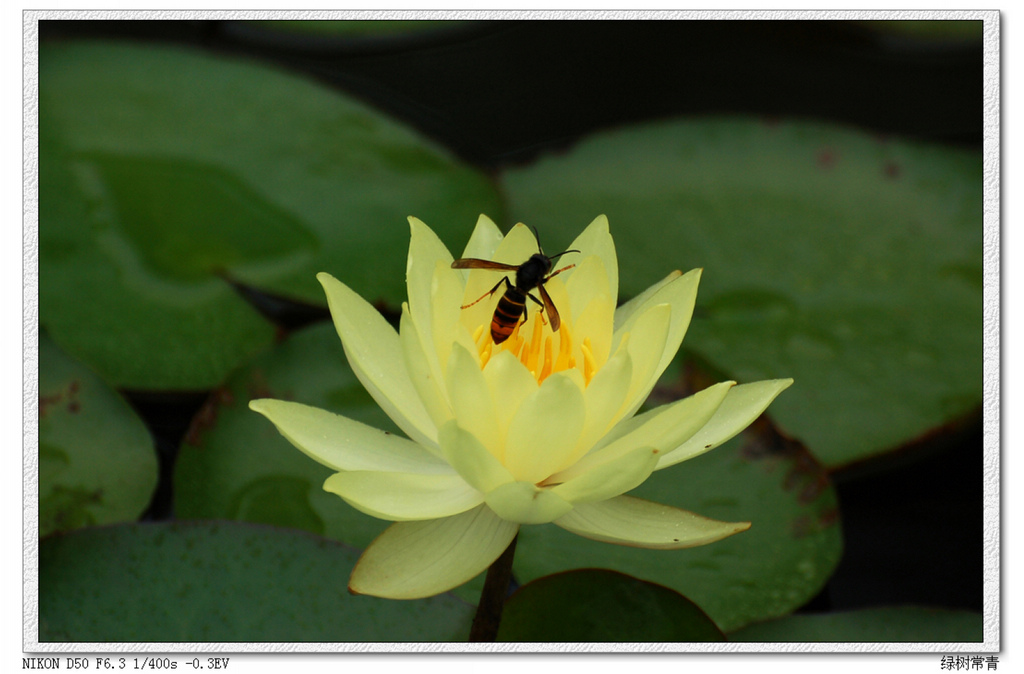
[250,215,792,600]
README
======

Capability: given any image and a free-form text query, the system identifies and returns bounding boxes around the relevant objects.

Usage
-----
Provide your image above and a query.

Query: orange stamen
[538,336,554,382]
[555,320,574,371]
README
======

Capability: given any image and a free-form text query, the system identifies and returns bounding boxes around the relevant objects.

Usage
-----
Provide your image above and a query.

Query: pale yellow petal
[550,345,632,474]
[323,471,483,521]
[504,371,586,483]
[582,342,633,433]
[316,273,436,447]
[349,505,519,599]
[620,303,671,419]
[437,419,515,494]
[446,342,501,456]
[484,481,574,524]
[570,291,614,370]
[614,268,701,391]
[482,349,539,443]
[564,254,610,322]
[249,399,451,474]
[557,365,588,392]
[406,217,454,355]
[564,380,736,481]
[399,305,453,429]
[567,214,618,303]
[554,495,750,550]
[657,379,795,469]
[430,259,469,374]
[459,214,504,262]
[614,269,682,332]
[549,446,660,504]
[493,222,540,264]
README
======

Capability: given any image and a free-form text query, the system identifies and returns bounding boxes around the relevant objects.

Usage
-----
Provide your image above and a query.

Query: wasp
[451,229,579,344]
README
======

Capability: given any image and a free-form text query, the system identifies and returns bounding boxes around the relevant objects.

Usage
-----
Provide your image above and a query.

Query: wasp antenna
[548,249,581,261]
[530,225,544,254]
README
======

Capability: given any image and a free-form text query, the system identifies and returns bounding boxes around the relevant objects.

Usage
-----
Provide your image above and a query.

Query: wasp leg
[524,291,545,307]
[461,276,512,310]
[523,290,547,324]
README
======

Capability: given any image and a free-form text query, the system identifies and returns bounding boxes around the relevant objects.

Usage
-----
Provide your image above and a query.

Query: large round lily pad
[38,521,474,642]
[39,41,503,389]
[38,333,158,537]
[498,569,724,642]
[502,118,982,468]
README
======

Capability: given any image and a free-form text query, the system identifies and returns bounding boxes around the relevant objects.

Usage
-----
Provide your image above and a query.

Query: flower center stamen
[475,314,592,385]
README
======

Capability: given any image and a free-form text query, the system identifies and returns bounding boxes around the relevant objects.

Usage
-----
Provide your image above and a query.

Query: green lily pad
[39,41,502,390]
[174,321,486,602]
[514,416,843,633]
[38,333,158,537]
[729,606,983,643]
[38,521,474,642]
[498,569,725,642]
[502,118,982,468]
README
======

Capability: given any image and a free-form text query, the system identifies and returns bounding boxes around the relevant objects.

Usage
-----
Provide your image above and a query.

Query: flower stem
[468,534,519,642]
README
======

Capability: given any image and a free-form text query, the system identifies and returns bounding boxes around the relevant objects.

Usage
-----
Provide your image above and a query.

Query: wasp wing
[451,258,521,271]
[538,283,561,332]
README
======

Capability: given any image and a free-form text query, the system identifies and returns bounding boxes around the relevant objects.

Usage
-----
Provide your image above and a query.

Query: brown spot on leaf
[246,369,274,401]
[817,148,837,170]
[883,161,901,179]
[39,392,63,418]
[184,387,234,447]
[818,507,840,528]
[40,379,82,418]
[218,387,235,407]
[790,514,813,538]
[738,420,840,540]
[799,472,829,504]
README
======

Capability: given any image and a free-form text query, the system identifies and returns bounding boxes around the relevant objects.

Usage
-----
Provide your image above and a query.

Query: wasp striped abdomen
[491,286,527,343]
